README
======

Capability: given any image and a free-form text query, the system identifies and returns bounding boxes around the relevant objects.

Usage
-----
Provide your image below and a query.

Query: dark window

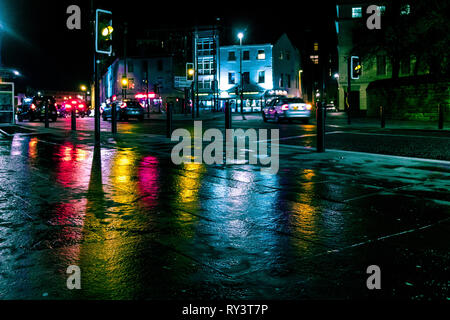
[243,50,250,61]
[228,51,236,61]
[401,57,411,75]
[243,72,250,84]
[258,71,265,83]
[128,61,134,73]
[157,60,163,71]
[280,73,284,87]
[376,55,386,75]
[287,74,291,88]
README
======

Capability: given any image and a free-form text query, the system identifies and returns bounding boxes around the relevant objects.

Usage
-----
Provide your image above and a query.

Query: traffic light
[351,56,361,79]
[186,63,194,81]
[121,77,128,89]
[95,9,113,55]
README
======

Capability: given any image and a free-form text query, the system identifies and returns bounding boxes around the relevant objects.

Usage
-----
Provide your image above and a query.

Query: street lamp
[237,32,246,119]
[80,85,88,105]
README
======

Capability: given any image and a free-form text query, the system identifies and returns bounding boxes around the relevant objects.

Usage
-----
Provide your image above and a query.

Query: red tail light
[78,104,85,110]
[71,100,77,104]
[65,104,72,109]
[30,104,36,110]
[281,104,289,111]
[120,103,127,109]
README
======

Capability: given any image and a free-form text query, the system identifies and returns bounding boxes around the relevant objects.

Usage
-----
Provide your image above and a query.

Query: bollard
[44,103,49,128]
[316,102,325,152]
[166,102,173,138]
[438,104,444,130]
[71,106,76,131]
[380,105,385,128]
[225,101,232,130]
[111,102,117,134]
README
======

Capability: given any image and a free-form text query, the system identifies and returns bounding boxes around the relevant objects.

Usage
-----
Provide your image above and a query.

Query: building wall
[219,43,273,95]
[336,1,416,113]
[272,34,301,97]
[100,57,178,103]
[367,77,450,120]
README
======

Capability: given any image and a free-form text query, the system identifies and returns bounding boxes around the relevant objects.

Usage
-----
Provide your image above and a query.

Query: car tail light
[306,104,312,110]
[30,104,36,110]
[120,103,127,109]
[65,104,72,109]
[71,100,77,104]
[78,104,84,110]
[281,104,289,111]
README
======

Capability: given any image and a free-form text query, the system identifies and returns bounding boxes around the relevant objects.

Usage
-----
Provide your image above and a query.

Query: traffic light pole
[94,54,100,145]
[347,56,351,125]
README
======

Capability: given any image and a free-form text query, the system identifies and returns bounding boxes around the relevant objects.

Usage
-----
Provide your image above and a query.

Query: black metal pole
[438,104,444,130]
[166,102,173,138]
[111,102,117,134]
[380,105,385,128]
[316,102,325,152]
[94,56,100,145]
[44,103,49,128]
[225,100,232,130]
[347,56,351,125]
[71,105,76,130]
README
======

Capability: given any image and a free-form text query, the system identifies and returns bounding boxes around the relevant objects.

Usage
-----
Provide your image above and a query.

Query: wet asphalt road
[0,115,449,300]
[19,114,450,160]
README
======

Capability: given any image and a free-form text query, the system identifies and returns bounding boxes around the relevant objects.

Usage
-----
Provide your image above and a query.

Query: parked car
[16,97,38,122]
[102,99,145,121]
[36,96,58,122]
[17,96,57,122]
[324,103,338,112]
[59,99,88,118]
[262,97,312,123]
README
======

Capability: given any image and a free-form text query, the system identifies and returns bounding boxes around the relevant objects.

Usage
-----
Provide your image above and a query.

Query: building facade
[336,1,417,114]
[99,56,183,111]
[193,26,220,110]
[218,33,301,111]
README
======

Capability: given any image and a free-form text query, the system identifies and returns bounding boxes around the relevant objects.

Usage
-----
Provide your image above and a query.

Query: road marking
[336,131,450,140]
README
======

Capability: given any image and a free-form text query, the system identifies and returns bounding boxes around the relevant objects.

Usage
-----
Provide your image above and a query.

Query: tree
[351,0,450,79]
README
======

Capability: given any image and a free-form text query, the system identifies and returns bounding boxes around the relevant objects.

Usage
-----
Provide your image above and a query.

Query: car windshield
[280,98,304,104]
[124,101,141,108]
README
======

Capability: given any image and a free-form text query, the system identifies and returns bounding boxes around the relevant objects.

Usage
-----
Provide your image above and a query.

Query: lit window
[401,4,411,15]
[257,49,265,60]
[228,72,235,84]
[313,42,319,52]
[352,7,362,18]
[310,55,319,65]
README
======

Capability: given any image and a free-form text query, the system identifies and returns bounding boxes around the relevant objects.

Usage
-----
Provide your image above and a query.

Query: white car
[262,97,312,123]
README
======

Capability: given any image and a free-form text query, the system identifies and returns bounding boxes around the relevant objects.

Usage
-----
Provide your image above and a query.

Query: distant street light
[237,32,245,119]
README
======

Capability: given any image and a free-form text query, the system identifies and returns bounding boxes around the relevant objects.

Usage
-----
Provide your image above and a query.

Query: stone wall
[366,76,450,120]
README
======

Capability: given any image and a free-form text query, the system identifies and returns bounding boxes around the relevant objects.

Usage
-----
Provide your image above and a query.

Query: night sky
[0,0,337,91]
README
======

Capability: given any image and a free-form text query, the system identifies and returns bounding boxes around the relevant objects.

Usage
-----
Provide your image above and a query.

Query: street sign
[174,76,193,88]
[0,82,14,124]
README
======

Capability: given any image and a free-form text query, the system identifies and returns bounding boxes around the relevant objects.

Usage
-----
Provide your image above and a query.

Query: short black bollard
[44,103,49,128]
[71,106,76,131]
[438,104,444,130]
[166,102,173,138]
[111,102,117,134]
[316,102,325,152]
[380,105,385,128]
[225,101,232,130]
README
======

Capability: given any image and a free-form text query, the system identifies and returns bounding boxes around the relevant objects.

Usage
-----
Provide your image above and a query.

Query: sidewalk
[326,112,448,131]
[0,120,448,300]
